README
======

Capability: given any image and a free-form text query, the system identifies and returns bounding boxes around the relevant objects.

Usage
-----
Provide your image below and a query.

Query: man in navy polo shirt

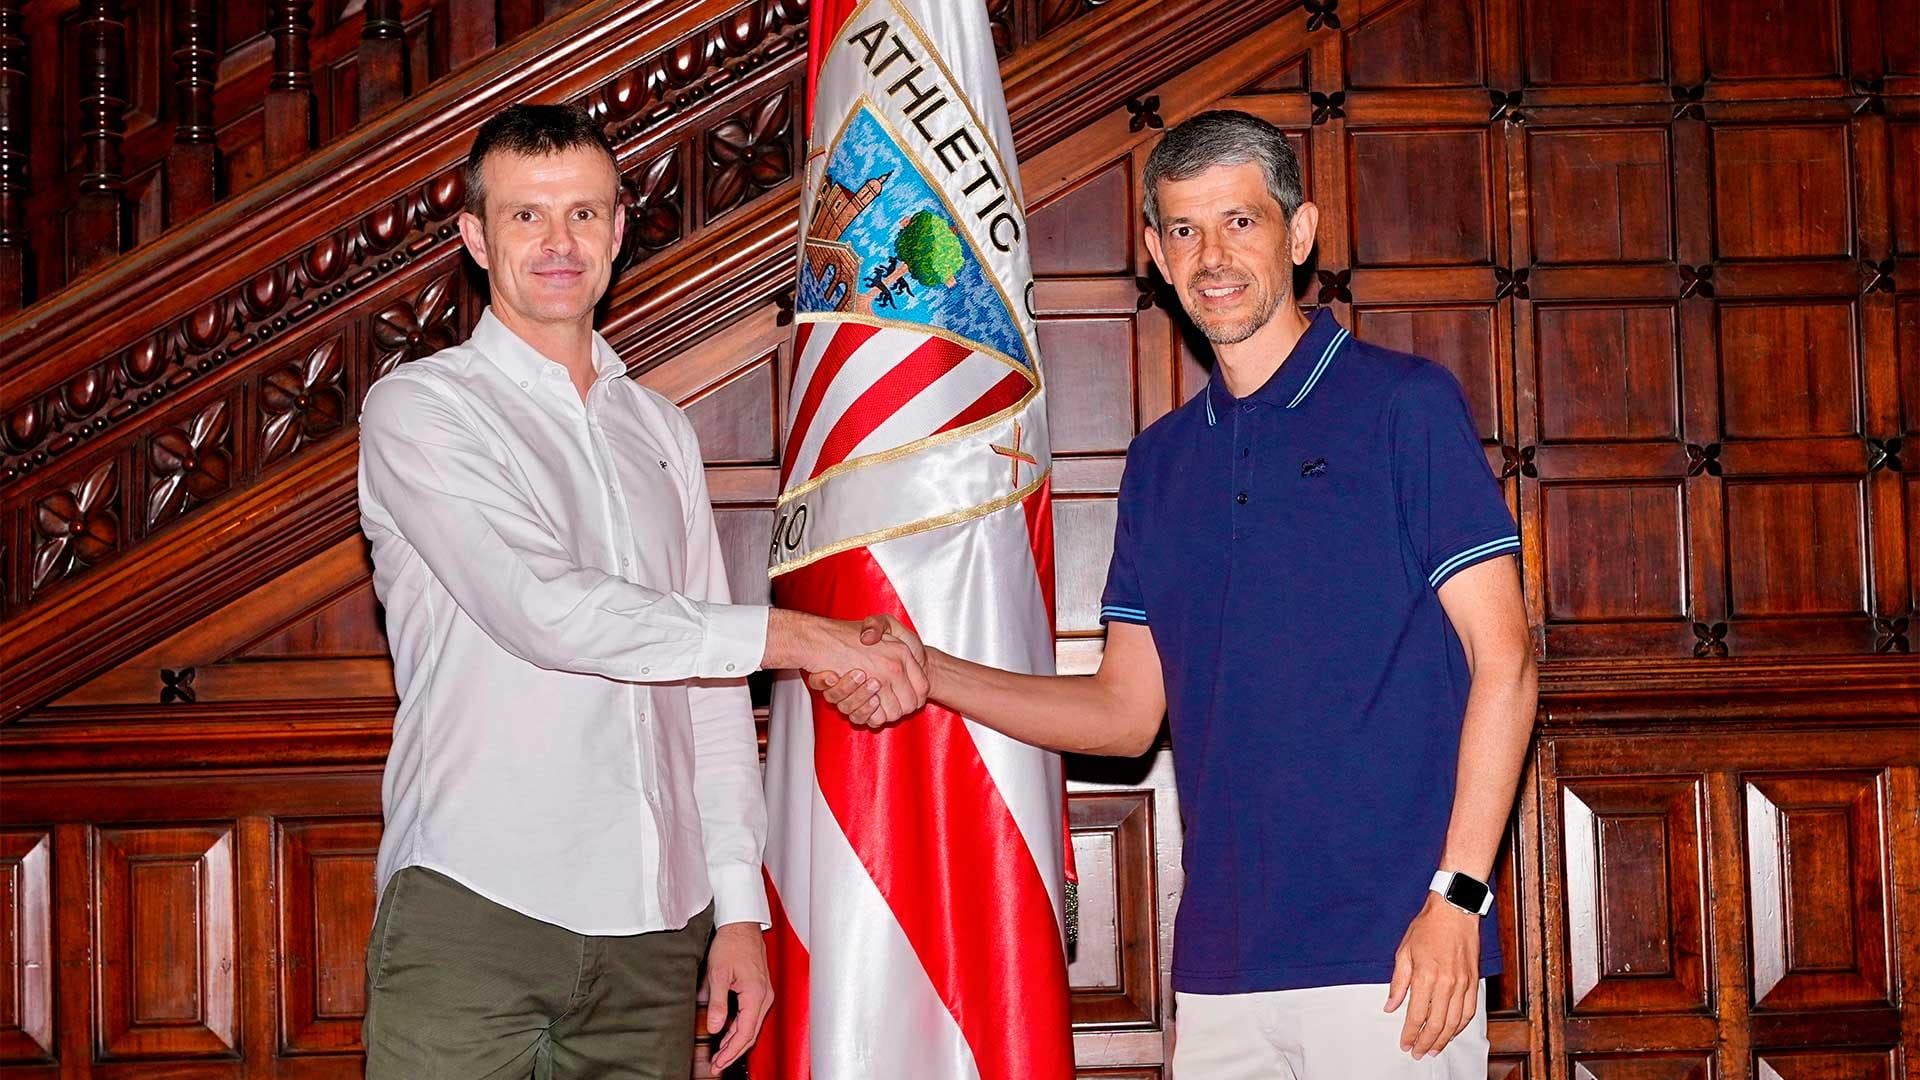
[813,109,1537,1078]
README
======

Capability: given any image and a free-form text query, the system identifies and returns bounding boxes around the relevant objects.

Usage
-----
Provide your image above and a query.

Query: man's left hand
[1383,892,1479,1060]
[703,922,773,1074]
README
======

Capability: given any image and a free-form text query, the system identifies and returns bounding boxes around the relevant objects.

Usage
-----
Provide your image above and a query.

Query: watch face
[1445,875,1491,914]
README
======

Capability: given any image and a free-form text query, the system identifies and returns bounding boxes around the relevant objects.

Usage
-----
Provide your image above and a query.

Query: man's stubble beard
[1190,280,1282,346]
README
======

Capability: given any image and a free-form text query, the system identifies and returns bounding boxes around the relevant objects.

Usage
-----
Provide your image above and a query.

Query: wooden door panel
[1559,778,1710,1015]
[93,823,240,1059]
[1532,304,1680,443]
[1542,483,1688,622]
[1066,791,1157,1029]
[1567,1054,1714,1080]
[0,830,54,1062]
[1520,0,1666,87]
[1717,303,1860,440]
[1028,160,1136,277]
[1348,129,1495,267]
[277,817,383,1054]
[1754,1048,1897,1080]
[1525,129,1673,265]
[1708,125,1853,261]
[1345,0,1487,89]
[1702,0,1845,81]
[1722,480,1869,619]
[1743,773,1891,1011]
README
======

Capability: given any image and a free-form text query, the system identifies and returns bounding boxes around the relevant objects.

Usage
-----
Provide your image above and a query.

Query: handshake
[787,612,932,729]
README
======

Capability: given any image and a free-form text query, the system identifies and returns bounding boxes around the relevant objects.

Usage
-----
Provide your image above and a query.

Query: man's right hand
[766,609,928,727]
[808,615,929,728]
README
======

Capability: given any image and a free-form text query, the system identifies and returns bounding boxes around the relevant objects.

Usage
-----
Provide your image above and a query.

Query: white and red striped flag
[754,1,1074,1077]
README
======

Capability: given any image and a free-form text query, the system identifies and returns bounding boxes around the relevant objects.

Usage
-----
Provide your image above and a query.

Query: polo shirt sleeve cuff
[1099,604,1149,626]
[708,862,772,929]
[695,602,770,679]
[1427,533,1521,591]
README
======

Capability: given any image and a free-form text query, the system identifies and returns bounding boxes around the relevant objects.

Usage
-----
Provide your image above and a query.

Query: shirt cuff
[708,861,772,929]
[695,602,770,679]
[1099,603,1149,626]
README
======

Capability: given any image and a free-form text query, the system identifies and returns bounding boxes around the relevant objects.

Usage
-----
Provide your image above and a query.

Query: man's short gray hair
[1141,109,1303,231]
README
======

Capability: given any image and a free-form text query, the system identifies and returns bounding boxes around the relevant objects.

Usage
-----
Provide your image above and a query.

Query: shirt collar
[1205,307,1350,426]
[471,307,627,391]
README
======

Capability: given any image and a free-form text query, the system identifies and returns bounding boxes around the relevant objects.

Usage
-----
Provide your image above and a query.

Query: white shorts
[1171,981,1489,1079]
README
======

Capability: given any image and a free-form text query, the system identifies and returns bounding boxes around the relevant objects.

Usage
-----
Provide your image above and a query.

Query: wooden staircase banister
[0,0,787,410]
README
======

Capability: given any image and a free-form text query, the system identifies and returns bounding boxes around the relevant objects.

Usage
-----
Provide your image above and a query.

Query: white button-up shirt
[357,308,770,935]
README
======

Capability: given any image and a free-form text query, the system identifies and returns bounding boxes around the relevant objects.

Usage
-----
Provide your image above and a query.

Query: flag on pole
[755,1,1074,1077]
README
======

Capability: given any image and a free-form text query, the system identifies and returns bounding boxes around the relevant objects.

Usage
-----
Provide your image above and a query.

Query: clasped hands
[809,614,927,728]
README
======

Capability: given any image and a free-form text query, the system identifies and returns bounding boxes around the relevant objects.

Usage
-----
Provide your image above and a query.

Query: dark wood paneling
[1709,125,1852,261]
[3,3,1916,1080]
[276,817,380,1053]
[1349,129,1494,266]
[1066,791,1156,1029]
[1743,773,1891,1012]
[1557,778,1709,1016]
[1525,129,1672,265]
[0,830,53,1062]
[93,822,239,1058]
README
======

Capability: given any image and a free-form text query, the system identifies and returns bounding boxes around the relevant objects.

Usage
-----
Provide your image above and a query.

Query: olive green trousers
[362,866,714,1079]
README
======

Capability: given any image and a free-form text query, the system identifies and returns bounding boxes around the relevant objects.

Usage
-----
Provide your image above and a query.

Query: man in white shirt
[356,103,927,1079]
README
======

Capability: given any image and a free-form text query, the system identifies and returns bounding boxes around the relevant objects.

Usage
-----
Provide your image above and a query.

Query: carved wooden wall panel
[0,831,53,1063]
[92,822,238,1058]
[1545,729,1917,1080]
[3,0,1917,1079]
[276,817,380,1054]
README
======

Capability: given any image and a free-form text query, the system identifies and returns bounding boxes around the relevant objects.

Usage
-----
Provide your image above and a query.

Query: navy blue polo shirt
[1100,308,1517,994]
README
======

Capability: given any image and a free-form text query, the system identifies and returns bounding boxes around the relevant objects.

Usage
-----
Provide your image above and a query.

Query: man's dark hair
[463,103,619,217]
[1141,109,1303,231]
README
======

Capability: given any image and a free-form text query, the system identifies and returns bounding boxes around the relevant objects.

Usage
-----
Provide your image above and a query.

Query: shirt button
[725,662,737,672]
[641,666,651,675]
[1241,447,1250,458]
[1241,403,1255,413]
[519,380,529,388]
[1236,492,1249,504]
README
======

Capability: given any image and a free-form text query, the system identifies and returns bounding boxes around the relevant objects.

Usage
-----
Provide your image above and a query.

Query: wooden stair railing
[0,0,594,314]
[0,0,1296,722]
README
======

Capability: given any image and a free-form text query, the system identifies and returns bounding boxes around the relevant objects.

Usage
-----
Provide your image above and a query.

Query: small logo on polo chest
[1301,457,1328,477]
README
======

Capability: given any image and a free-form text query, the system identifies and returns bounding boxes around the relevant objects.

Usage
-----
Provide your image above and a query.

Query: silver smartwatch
[1429,870,1493,916]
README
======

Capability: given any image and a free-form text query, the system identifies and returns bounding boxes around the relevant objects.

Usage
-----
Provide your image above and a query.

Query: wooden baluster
[0,0,25,313]
[357,0,406,120]
[446,0,496,69]
[72,0,128,275]
[166,0,218,222]
[263,0,314,171]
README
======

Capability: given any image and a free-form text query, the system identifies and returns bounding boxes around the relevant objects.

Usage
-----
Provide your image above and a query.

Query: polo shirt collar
[1204,307,1350,426]
[472,306,627,391]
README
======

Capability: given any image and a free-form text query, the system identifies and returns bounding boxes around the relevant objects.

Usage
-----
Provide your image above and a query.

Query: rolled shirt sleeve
[1388,363,1519,591]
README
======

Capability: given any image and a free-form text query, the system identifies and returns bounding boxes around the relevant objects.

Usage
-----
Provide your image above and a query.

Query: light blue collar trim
[1284,327,1349,409]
